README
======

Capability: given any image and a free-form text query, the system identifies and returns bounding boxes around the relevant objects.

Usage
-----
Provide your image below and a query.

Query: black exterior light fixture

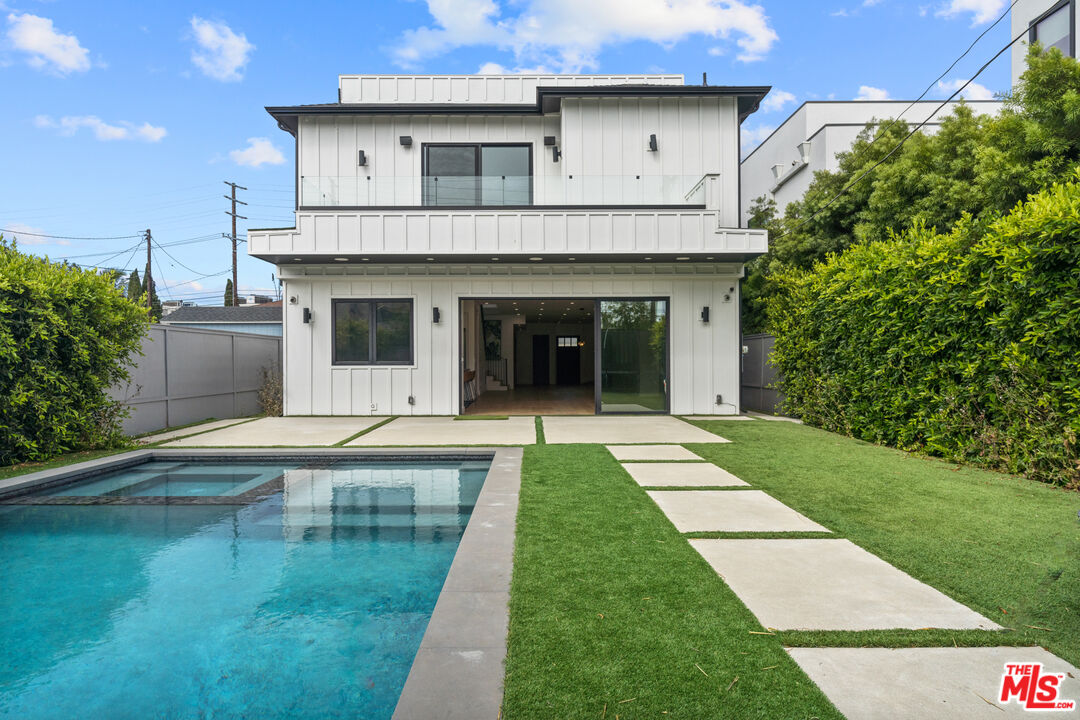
[399,135,413,147]
[358,150,367,166]
[303,308,312,324]
[545,136,561,162]
[432,307,441,324]
[701,306,710,324]
[648,133,658,152]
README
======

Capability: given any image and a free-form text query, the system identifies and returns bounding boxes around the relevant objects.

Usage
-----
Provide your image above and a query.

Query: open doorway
[460,298,595,415]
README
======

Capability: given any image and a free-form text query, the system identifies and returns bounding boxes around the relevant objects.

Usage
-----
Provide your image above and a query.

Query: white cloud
[34,114,167,142]
[938,78,995,100]
[936,0,1005,25]
[761,89,795,113]
[394,0,779,72]
[135,122,168,142]
[476,60,554,74]
[707,46,725,56]
[0,222,61,245]
[6,12,90,74]
[229,137,285,167]
[855,85,891,100]
[189,17,254,82]
[863,0,883,5]
[741,124,775,155]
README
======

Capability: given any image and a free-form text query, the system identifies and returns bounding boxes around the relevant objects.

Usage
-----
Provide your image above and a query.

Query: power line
[771,22,1027,243]
[151,237,222,277]
[0,228,143,241]
[859,0,1019,153]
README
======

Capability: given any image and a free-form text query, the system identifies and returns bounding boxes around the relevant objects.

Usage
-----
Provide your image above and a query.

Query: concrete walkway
[606,443,1078,716]
[544,416,728,444]
[137,417,254,445]
[162,416,385,447]
[348,417,536,446]
[625,462,747,487]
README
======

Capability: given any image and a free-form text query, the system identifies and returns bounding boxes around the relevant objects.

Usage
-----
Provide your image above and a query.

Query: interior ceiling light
[334,257,348,262]
[529,257,542,261]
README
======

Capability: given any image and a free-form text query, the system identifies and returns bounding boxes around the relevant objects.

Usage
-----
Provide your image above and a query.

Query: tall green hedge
[0,238,147,465]
[769,174,1080,488]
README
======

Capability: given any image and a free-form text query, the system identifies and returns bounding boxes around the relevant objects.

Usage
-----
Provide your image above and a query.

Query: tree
[742,45,1080,334]
[1,235,148,464]
[127,268,142,301]
[143,263,161,321]
[224,278,234,306]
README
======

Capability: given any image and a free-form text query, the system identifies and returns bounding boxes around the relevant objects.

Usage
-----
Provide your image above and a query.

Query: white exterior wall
[338,74,683,104]
[297,95,741,216]
[280,264,742,416]
[1012,0,1077,85]
[740,100,1004,223]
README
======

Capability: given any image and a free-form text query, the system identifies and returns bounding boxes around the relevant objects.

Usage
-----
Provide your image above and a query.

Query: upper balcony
[299,174,709,208]
[248,173,767,265]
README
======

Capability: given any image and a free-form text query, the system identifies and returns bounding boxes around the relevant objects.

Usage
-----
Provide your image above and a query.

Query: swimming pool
[0,456,490,719]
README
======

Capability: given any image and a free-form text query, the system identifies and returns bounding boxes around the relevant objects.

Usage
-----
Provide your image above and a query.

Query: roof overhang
[266,84,772,135]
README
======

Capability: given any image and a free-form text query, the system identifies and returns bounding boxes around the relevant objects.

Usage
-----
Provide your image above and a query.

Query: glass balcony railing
[299,175,708,208]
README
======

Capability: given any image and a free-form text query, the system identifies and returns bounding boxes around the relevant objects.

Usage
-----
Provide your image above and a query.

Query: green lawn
[503,444,842,719]
[0,448,130,482]
[503,419,1080,718]
[685,419,1080,666]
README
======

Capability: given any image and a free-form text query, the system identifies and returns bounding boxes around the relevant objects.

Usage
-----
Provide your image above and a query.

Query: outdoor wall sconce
[357,150,367,166]
[303,308,312,324]
[432,307,441,324]
[648,133,658,152]
[701,306,710,323]
[577,339,585,347]
[552,146,561,162]
[399,135,413,147]
[544,136,557,146]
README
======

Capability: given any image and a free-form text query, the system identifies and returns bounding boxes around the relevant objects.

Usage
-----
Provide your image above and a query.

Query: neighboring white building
[1012,0,1076,85]
[740,100,1003,224]
[247,74,769,417]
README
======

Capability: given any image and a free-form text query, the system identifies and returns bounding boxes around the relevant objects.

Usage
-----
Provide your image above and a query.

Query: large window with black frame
[421,144,532,206]
[332,299,414,365]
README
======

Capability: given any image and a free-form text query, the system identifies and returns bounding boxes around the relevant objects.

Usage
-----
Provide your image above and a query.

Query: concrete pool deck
[543,416,728,444]
[349,417,536,446]
[161,416,387,447]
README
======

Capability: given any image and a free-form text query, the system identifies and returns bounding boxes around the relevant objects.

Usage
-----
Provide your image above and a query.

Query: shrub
[0,238,147,465]
[257,364,283,417]
[770,174,1080,488]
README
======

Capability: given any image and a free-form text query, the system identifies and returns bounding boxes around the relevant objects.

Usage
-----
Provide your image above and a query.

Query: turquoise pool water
[0,459,489,719]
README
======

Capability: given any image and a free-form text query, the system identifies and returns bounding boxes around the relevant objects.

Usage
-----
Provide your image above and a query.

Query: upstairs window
[422,144,532,207]
[333,299,413,365]
[1031,0,1073,57]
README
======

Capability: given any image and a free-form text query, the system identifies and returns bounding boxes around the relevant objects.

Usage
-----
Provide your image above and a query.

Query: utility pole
[145,228,152,314]
[224,181,247,307]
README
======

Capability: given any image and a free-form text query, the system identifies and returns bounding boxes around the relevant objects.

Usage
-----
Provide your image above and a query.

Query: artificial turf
[683,419,1080,666]
[502,443,842,719]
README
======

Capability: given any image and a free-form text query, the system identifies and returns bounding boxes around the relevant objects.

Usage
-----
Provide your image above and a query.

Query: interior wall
[514,321,594,386]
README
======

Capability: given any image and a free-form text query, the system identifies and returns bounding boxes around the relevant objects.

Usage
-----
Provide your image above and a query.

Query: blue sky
[0,0,1013,304]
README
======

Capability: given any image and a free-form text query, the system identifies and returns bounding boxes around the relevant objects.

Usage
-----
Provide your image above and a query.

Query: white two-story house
[248,74,769,417]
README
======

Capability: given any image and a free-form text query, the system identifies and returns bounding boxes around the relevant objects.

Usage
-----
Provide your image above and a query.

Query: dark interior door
[532,335,550,386]
[556,346,580,385]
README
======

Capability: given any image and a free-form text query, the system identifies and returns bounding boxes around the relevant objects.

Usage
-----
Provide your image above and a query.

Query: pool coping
[392,445,520,720]
[0,447,499,500]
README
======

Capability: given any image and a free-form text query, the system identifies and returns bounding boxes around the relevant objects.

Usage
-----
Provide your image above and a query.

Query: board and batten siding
[281,266,741,417]
[337,74,684,105]
[296,96,740,217]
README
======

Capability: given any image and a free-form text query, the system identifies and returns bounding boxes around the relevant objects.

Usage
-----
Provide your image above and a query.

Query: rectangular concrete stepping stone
[787,646,1080,719]
[607,445,704,461]
[348,416,535,446]
[163,416,386,447]
[543,416,729,444]
[137,417,252,444]
[649,490,824,530]
[626,463,747,487]
[690,539,1000,631]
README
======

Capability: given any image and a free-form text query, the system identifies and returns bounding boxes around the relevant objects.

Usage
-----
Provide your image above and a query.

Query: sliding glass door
[597,299,669,413]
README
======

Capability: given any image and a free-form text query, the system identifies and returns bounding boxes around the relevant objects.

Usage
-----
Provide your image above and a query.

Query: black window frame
[331,298,415,366]
[557,335,580,347]
[1029,0,1075,58]
[421,142,534,207]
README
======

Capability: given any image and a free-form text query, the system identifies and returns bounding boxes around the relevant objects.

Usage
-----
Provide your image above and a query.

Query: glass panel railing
[299,175,709,208]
